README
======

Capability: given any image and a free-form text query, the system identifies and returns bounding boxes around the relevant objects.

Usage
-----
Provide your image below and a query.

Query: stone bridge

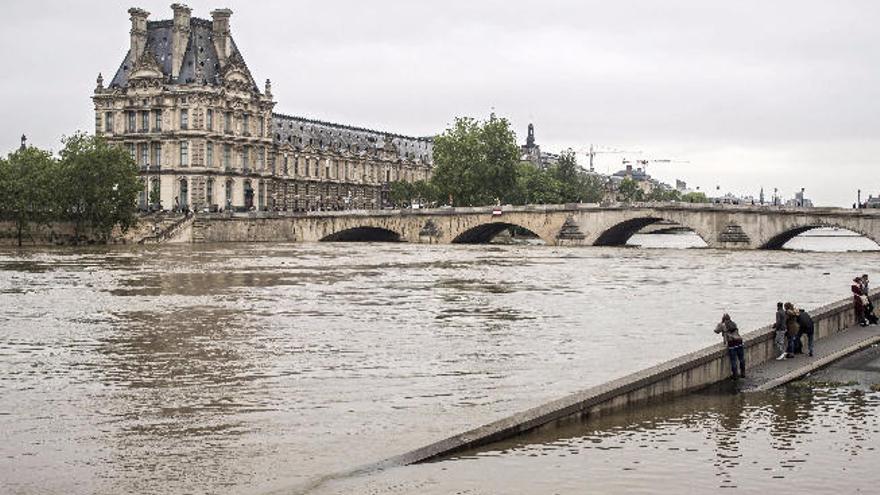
[188,203,880,249]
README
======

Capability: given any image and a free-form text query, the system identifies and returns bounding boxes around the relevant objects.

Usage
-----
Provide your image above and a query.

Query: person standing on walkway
[796,307,815,357]
[715,313,746,379]
[774,302,788,360]
[861,274,878,324]
[784,302,800,358]
[852,277,868,327]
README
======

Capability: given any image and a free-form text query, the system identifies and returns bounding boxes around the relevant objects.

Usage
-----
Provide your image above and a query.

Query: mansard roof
[109,18,258,91]
[272,113,434,165]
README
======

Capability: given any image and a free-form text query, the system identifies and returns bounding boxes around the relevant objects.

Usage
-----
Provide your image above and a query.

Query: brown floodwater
[316,385,880,494]
[0,233,878,494]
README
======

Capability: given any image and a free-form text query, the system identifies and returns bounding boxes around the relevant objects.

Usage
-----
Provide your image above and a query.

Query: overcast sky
[1,1,877,206]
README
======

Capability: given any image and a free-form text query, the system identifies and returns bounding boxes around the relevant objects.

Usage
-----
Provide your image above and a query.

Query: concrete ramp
[381,292,876,466]
[741,323,880,391]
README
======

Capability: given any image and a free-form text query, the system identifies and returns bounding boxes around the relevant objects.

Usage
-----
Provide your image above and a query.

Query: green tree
[0,146,57,246]
[647,187,682,202]
[57,133,141,241]
[410,180,439,206]
[617,178,645,202]
[389,180,413,207]
[511,161,563,205]
[553,149,580,202]
[577,173,606,203]
[681,191,709,203]
[432,114,520,206]
[541,150,605,204]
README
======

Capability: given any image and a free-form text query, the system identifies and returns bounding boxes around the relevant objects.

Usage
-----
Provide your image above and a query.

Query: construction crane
[622,158,690,176]
[579,144,641,173]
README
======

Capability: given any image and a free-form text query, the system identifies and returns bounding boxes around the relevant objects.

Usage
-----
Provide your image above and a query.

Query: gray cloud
[2,0,877,205]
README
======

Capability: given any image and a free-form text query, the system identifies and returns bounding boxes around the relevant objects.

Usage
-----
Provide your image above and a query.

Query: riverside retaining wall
[388,292,876,465]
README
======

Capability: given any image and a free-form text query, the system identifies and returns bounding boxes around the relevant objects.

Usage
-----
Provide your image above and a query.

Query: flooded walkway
[742,323,880,391]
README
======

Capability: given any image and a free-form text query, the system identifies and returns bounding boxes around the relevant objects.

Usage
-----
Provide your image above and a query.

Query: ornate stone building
[93,5,433,212]
[519,123,558,169]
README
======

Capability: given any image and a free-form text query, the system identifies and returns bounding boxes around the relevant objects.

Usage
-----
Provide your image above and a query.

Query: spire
[96,72,104,91]
[20,134,27,151]
[526,123,535,148]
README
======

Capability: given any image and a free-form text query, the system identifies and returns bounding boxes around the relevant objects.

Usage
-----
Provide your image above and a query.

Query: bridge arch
[451,221,551,245]
[760,223,880,250]
[593,216,710,247]
[319,226,403,242]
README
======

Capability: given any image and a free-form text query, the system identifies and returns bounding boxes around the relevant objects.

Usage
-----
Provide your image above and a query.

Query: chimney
[128,8,150,62]
[170,3,192,80]
[211,8,233,66]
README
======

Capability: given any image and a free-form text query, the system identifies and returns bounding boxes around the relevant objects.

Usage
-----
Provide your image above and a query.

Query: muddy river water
[1,231,879,494]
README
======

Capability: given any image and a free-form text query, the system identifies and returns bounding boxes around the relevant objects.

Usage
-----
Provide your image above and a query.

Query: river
[1,230,878,494]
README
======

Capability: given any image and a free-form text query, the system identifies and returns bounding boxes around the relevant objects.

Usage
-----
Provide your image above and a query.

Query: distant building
[520,123,559,168]
[784,189,813,208]
[864,195,880,208]
[93,5,433,213]
[611,163,655,194]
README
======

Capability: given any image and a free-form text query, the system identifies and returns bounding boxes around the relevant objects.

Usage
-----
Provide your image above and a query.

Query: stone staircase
[191,216,207,243]
[137,213,193,244]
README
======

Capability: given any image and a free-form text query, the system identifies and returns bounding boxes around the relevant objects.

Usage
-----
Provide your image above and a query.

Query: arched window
[206,178,214,208]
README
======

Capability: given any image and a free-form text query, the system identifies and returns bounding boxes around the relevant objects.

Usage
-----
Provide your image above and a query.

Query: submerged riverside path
[742,322,880,391]
[381,292,880,467]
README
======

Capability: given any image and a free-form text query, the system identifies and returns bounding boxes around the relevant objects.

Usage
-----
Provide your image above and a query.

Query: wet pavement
[742,323,880,391]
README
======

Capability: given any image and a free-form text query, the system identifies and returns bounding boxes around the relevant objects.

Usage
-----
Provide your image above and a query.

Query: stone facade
[520,123,558,168]
[93,5,433,213]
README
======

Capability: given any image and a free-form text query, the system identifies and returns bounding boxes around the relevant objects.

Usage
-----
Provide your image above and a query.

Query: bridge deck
[741,323,880,391]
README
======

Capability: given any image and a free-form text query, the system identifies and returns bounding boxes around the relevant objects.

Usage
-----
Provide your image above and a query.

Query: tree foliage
[0,133,140,245]
[431,115,520,206]
[57,133,141,240]
[681,191,709,203]
[389,180,440,207]
[647,186,681,202]
[429,117,607,207]
[0,147,57,245]
[616,178,645,202]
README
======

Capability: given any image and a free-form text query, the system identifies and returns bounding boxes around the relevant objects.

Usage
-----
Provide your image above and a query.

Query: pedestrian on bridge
[796,307,815,357]
[773,302,788,360]
[715,313,745,379]
[784,302,800,358]
[852,277,869,327]
[860,274,878,324]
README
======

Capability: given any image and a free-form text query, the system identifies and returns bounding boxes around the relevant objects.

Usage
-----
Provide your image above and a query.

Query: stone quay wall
[386,292,876,466]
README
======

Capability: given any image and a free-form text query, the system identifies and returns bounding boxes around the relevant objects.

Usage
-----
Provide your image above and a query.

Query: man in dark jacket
[715,313,746,379]
[796,308,815,357]
[774,302,787,360]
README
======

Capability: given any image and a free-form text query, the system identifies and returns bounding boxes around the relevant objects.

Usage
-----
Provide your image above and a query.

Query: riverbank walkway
[741,323,880,391]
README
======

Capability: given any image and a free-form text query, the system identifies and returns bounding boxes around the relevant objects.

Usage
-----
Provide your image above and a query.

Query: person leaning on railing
[714,313,745,379]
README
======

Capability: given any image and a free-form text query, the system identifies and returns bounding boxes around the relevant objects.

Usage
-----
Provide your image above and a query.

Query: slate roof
[272,113,433,164]
[109,18,257,90]
[107,14,432,164]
